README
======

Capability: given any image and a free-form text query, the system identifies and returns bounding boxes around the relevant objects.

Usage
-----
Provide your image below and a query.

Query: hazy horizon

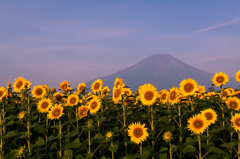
[1,1,240,89]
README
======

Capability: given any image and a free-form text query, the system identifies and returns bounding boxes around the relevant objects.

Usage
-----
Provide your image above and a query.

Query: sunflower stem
[27,98,31,159]
[59,119,62,157]
[88,119,91,153]
[198,135,202,159]
[122,101,127,155]
[76,107,78,129]
[140,143,142,155]
[238,132,240,159]
[150,106,155,159]
[45,118,48,159]
[169,141,172,159]
[111,140,114,159]
[178,105,183,159]
[230,110,233,159]
[0,102,4,159]
[206,127,209,146]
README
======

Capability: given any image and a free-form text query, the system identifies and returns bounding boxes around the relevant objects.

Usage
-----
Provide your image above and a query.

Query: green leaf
[109,144,118,153]
[6,120,14,126]
[158,116,169,124]
[31,154,45,159]
[142,150,150,159]
[183,145,196,153]
[30,122,39,128]
[64,149,73,159]
[50,142,58,150]
[32,137,45,148]
[18,131,32,138]
[76,154,84,159]
[64,142,81,150]
[127,111,133,115]
[159,147,168,152]
[63,119,76,125]
[209,146,228,154]
[93,133,104,140]
[150,130,156,135]
[98,117,106,123]
[101,156,110,159]
[171,145,178,151]
[164,125,175,132]
[66,129,79,138]
[159,153,167,159]
[186,137,195,145]
[86,153,93,159]
[220,142,235,148]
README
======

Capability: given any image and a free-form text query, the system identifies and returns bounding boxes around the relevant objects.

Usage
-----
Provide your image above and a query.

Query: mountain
[85,54,240,92]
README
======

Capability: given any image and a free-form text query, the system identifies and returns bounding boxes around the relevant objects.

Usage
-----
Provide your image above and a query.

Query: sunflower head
[201,108,218,124]
[37,98,52,113]
[187,114,210,134]
[0,87,7,101]
[53,92,64,102]
[78,106,88,118]
[114,77,124,89]
[77,83,86,93]
[179,78,198,96]
[226,97,240,111]
[128,122,149,144]
[16,145,26,159]
[235,70,240,83]
[50,87,56,93]
[67,94,79,106]
[159,89,168,104]
[168,87,179,105]
[18,111,25,120]
[105,131,113,141]
[31,85,46,99]
[212,72,229,87]
[47,104,64,120]
[60,81,69,91]
[101,86,110,97]
[231,113,240,132]
[13,77,27,93]
[163,131,173,143]
[112,86,123,104]
[91,79,103,94]
[88,97,101,114]
[139,83,158,106]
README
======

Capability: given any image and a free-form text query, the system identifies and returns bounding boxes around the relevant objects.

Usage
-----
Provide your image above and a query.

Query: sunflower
[88,97,101,114]
[25,80,31,89]
[159,89,168,104]
[78,105,88,118]
[50,87,56,94]
[79,95,88,104]
[100,86,110,97]
[206,91,216,100]
[17,145,26,159]
[187,114,210,134]
[139,83,158,106]
[196,85,205,93]
[179,78,198,96]
[53,92,64,102]
[105,131,113,141]
[91,79,103,94]
[128,122,149,144]
[114,77,125,89]
[232,113,240,132]
[18,111,25,119]
[212,72,229,87]
[163,131,173,143]
[168,87,179,105]
[62,98,68,106]
[0,87,6,101]
[13,77,26,93]
[112,87,123,104]
[67,94,79,106]
[235,70,240,82]
[226,97,240,111]
[122,87,132,96]
[226,88,234,95]
[47,104,64,120]
[201,108,218,124]
[31,85,46,99]
[60,81,69,92]
[155,94,161,104]
[37,98,52,113]
[77,83,86,93]
[221,89,231,100]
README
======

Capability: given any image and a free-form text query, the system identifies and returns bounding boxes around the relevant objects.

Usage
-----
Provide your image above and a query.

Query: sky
[0,1,240,89]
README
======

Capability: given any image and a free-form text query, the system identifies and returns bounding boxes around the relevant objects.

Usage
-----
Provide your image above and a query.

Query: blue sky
[1,1,240,89]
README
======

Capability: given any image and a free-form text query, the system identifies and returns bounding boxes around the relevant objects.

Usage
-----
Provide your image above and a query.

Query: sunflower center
[193,119,203,129]
[63,85,67,89]
[114,89,121,98]
[235,118,240,127]
[222,91,228,97]
[41,102,49,109]
[35,89,43,95]
[91,101,97,110]
[229,101,237,109]
[56,95,62,101]
[94,83,100,90]
[170,91,176,100]
[205,113,213,120]
[0,91,3,97]
[81,109,86,115]
[53,109,60,117]
[216,76,224,83]
[124,91,129,95]
[16,81,23,89]
[184,83,194,93]
[80,86,84,91]
[70,97,76,104]
[161,94,166,100]
[133,128,143,138]
[166,133,171,139]
[144,91,153,101]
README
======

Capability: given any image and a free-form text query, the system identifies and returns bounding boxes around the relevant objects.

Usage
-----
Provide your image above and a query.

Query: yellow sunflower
[187,114,210,134]
[60,81,69,92]
[53,92,64,102]
[101,86,110,97]
[212,72,229,87]
[77,83,86,93]
[62,98,68,106]
[47,104,64,120]
[179,78,198,96]
[235,70,240,82]
[127,122,149,144]
[139,83,158,106]
[226,88,234,95]
[226,97,240,111]
[25,80,31,89]
[105,131,113,141]
[159,89,168,104]
[232,113,240,132]
[112,87,123,104]
[17,145,26,159]
[78,105,88,118]
[50,87,56,94]
[196,85,205,93]
[155,94,161,104]
[31,85,46,99]
[201,108,218,124]
[168,87,179,105]
[13,77,26,93]
[91,79,103,94]
[0,87,6,101]
[206,91,216,99]
[163,131,173,143]
[122,87,132,96]
[221,89,231,100]
[88,97,101,114]
[67,94,79,106]
[37,98,52,113]
[114,77,125,89]
[79,95,88,104]
[18,111,25,119]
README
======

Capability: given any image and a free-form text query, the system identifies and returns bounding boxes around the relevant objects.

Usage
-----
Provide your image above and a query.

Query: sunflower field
[0,71,240,159]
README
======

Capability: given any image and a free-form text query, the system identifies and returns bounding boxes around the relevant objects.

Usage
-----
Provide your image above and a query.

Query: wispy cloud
[195,17,239,33]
